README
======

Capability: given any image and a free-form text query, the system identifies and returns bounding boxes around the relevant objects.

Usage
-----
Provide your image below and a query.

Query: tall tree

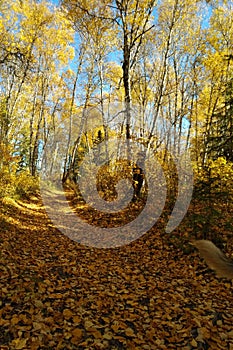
[0,0,75,175]
[61,0,156,143]
[193,1,233,166]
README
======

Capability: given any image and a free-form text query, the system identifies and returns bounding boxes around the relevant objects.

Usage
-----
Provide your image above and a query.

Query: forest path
[0,195,232,349]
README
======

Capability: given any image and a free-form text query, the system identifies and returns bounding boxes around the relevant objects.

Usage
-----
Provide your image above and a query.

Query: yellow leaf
[12,338,28,349]
[84,320,94,330]
[103,332,112,340]
[11,315,20,326]
[72,315,81,324]
[34,300,44,308]
[111,321,120,332]
[87,327,102,339]
[125,327,135,337]
[32,322,43,331]
[63,309,73,319]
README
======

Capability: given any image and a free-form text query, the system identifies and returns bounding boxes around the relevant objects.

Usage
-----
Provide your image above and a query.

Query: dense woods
[0,0,232,198]
[0,0,232,238]
[0,1,233,348]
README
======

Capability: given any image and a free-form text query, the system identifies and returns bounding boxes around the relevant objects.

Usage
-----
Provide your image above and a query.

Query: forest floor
[0,192,233,350]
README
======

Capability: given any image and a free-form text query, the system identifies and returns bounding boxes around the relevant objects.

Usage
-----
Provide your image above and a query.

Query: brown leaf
[71,328,83,340]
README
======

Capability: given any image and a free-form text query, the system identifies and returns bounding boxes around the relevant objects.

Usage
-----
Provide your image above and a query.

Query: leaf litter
[0,195,233,349]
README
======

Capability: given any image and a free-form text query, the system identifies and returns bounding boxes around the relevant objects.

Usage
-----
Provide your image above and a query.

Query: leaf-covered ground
[0,195,233,350]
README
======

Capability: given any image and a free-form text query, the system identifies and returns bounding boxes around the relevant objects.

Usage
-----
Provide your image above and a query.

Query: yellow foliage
[194,157,233,196]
